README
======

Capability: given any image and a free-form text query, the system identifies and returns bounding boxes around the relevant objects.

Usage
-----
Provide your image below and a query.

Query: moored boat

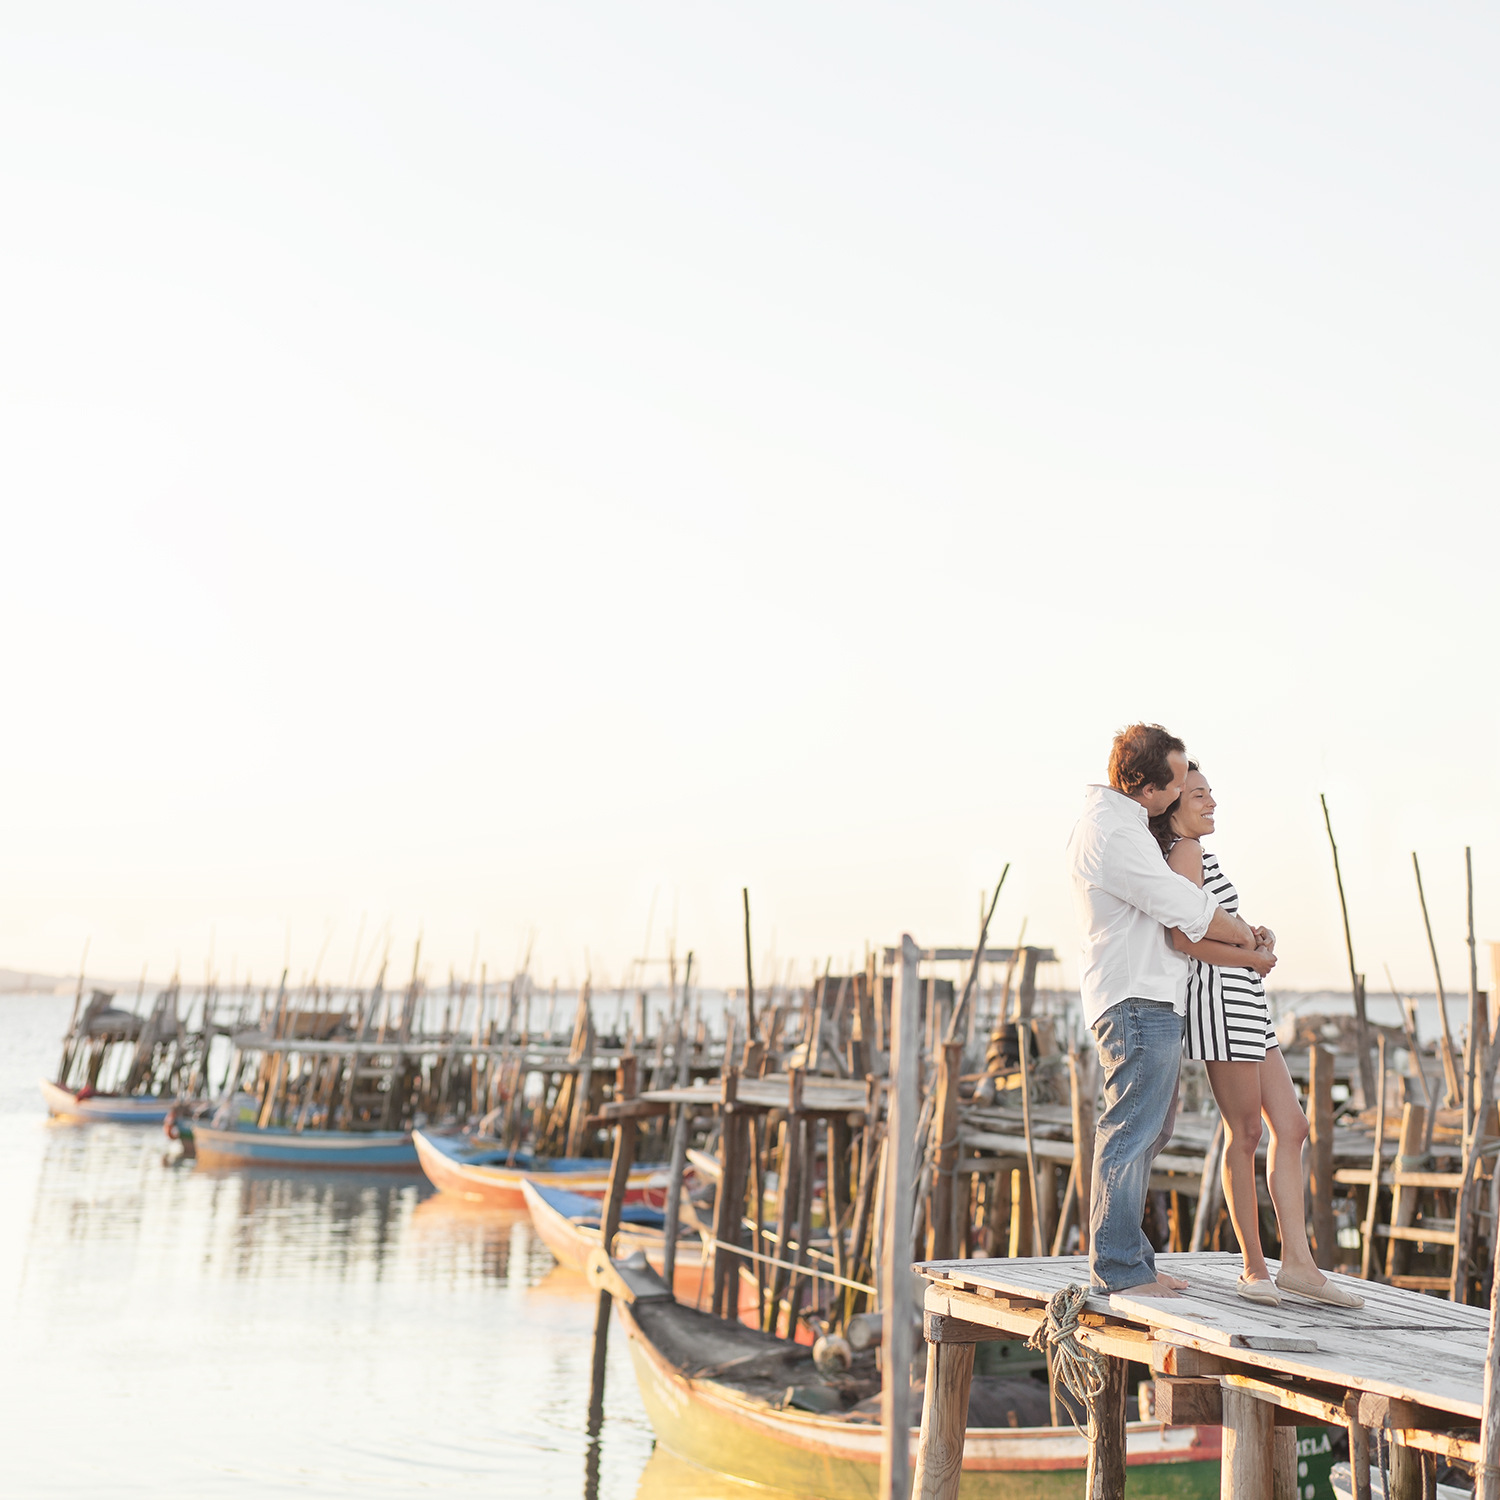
[520,1178,712,1303]
[39,1079,180,1124]
[192,1123,420,1170]
[618,1287,1222,1500]
[413,1127,668,1209]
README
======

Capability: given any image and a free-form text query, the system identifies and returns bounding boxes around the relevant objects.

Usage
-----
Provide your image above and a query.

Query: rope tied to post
[1025,1283,1108,1440]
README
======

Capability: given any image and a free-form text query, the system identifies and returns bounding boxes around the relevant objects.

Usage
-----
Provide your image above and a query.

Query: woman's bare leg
[1204,1060,1269,1281]
[1257,1048,1323,1279]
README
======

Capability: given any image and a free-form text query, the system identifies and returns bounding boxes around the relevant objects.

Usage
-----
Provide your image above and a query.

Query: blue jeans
[1088,999,1183,1293]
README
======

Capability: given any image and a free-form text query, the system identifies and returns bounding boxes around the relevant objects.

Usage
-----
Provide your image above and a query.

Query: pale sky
[2,4,1496,997]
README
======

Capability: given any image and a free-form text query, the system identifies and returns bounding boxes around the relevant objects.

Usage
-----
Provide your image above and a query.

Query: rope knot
[1025,1283,1108,1439]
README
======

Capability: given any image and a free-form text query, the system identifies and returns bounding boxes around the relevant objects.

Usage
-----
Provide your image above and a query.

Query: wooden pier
[909,1250,1497,1499]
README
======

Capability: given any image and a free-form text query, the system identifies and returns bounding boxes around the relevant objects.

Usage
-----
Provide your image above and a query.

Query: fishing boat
[192,1123,421,1170]
[616,1269,1222,1500]
[39,1080,181,1124]
[520,1178,713,1302]
[412,1127,669,1209]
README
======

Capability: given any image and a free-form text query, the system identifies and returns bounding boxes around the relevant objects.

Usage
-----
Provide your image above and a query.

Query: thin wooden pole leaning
[878,933,921,1500]
[1414,852,1463,1108]
[1322,795,1377,1107]
[1467,848,1482,1139]
[742,888,756,1046]
[943,867,1008,1047]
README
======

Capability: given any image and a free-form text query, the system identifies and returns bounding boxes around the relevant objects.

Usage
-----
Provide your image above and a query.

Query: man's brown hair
[1108,723,1186,796]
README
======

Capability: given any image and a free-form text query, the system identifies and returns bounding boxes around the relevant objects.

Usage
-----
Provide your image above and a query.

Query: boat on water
[39,1079,181,1124]
[413,1127,669,1209]
[520,1178,714,1302]
[616,1268,1222,1500]
[192,1123,421,1170]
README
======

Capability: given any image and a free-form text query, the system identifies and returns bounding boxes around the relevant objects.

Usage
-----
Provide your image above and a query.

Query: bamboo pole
[1468,848,1482,1141]
[742,888,757,1046]
[1322,795,1376,1106]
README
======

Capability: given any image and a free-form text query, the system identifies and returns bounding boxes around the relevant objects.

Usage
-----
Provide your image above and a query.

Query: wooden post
[1310,1045,1337,1269]
[1272,1426,1298,1500]
[1384,1102,1428,1281]
[1452,1002,1499,1304]
[1087,1353,1128,1500]
[910,1336,974,1500]
[1017,1020,1044,1257]
[1389,1440,1425,1500]
[742,887,756,1044]
[587,1113,639,1430]
[879,933,921,1500]
[1068,1049,1095,1255]
[1344,1394,1372,1500]
[1361,1035,1388,1281]
[1221,1384,1275,1500]
[926,1042,962,1260]
[711,1068,744,1320]
[1477,1214,1500,1500]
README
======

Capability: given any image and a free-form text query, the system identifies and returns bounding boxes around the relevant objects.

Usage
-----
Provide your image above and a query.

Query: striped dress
[1182,847,1277,1062]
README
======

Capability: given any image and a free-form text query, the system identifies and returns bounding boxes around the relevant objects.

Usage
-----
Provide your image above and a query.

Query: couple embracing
[1067,723,1362,1309]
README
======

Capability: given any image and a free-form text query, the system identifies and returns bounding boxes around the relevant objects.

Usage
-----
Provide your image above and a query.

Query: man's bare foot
[1114,1280,1180,1298]
[1157,1271,1189,1291]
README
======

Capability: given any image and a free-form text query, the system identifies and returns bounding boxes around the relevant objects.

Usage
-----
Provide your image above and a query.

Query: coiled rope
[1025,1284,1108,1439]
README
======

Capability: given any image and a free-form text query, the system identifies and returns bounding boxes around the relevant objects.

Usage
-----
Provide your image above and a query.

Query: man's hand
[1205,907,1258,950]
[1254,926,1277,952]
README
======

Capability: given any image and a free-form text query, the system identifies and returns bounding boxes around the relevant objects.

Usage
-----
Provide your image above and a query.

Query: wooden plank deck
[919,1251,1488,1417]
[911,1250,1497,1499]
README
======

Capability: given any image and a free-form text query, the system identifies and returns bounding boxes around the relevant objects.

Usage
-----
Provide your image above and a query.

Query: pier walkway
[910,1250,1496,1499]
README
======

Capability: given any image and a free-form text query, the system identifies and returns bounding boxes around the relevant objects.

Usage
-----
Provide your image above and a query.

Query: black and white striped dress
[1183,847,1277,1062]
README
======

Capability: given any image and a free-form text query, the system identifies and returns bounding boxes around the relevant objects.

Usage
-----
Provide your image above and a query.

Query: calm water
[0,994,777,1499]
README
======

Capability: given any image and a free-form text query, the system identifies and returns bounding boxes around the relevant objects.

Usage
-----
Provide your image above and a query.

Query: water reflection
[633,1448,799,1499]
[1,1117,654,1498]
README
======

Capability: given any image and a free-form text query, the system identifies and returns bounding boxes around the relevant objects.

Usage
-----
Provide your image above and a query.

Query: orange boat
[412,1128,669,1209]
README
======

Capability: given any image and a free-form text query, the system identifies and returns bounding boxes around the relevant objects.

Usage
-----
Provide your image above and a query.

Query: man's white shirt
[1066,785,1219,1029]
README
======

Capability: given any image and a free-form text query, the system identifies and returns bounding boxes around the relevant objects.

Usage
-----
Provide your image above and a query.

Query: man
[1067,724,1258,1297]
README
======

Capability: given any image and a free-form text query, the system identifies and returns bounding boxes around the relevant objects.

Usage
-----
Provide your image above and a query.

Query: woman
[1151,764,1363,1308]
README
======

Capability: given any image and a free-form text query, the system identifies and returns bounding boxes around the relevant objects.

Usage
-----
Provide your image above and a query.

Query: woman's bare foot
[1157,1271,1190,1291]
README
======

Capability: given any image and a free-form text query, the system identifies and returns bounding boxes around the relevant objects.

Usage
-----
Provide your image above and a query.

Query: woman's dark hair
[1149,759,1200,856]
[1108,723,1185,796]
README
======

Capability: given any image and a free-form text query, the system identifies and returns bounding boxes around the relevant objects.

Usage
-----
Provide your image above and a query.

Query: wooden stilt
[1345,1393,1372,1500]
[1221,1384,1274,1500]
[1086,1355,1128,1500]
[909,1337,974,1500]
[1477,1195,1500,1500]
[1272,1425,1298,1500]
[925,1041,962,1260]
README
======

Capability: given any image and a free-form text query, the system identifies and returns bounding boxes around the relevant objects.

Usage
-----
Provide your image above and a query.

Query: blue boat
[192,1123,421,1171]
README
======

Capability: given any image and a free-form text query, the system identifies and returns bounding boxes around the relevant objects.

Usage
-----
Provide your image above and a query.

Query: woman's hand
[1244,946,1277,977]
[1254,926,1277,952]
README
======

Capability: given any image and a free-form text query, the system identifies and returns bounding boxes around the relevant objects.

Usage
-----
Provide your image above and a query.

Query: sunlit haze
[3,4,1497,995]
